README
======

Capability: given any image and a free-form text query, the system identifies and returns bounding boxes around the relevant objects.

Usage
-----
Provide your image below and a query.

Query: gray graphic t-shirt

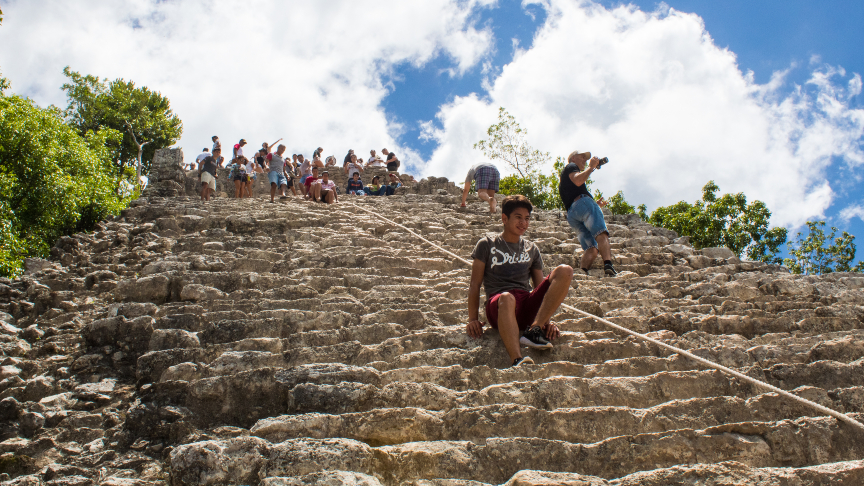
[471,234,543,297]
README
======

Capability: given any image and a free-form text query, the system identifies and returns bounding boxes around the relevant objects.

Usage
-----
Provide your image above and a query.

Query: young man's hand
[466,319,484,338]
[543,322,560,340]
[596,197,607,208]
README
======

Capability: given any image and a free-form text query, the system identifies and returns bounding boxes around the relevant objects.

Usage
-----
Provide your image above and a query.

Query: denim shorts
[269,172,287,186]
[566,196,608,251]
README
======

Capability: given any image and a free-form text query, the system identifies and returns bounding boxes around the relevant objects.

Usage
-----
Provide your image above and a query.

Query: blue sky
[381,0,864,264]
[1,0,862,266]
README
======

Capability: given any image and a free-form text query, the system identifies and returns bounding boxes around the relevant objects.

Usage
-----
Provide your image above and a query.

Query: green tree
[474,108,565,210]
[784,220,863,275]
[61,67,183,180]
[474,107,549,178]
[0,93,131,277]
[648,181,787,263]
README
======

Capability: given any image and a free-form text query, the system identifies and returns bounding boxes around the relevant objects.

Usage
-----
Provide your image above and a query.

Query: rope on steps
[343,200,864,432]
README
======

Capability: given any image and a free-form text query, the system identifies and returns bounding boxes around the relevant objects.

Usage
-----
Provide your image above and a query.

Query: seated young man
[467,195,574,367]
[346,172,365,195]
[303,167,320,200]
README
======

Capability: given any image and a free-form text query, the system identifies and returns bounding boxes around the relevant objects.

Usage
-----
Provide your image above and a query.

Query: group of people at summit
[193,136,618,368]
[192,136,405,204]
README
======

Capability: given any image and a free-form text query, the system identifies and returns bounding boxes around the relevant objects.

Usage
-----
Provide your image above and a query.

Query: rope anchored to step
[345,200,864,432]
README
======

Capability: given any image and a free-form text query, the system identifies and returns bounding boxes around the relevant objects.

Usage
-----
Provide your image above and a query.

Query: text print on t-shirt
[490,247,532,268]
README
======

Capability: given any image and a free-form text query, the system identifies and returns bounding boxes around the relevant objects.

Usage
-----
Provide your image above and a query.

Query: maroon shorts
[484,276,551,332]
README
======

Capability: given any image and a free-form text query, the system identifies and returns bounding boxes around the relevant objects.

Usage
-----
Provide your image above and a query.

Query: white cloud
[421,0,864,228]
[840,204,864,222]
[0,0,495,173]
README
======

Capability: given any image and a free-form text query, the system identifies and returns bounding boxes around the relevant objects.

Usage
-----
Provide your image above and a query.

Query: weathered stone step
[250,392,864,446]
[168,415,864,485]
[401,459,864,486]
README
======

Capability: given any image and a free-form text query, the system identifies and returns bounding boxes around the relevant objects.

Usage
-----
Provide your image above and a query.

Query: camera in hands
[596,157,609,169]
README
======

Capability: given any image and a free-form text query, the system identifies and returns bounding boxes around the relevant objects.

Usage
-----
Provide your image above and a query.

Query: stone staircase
[1,150,864,484]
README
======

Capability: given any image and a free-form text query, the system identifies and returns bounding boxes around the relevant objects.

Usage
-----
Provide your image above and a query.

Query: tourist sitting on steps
[467,195,574,367]
[346,172,365,195]
[384,173,402,196]
[308,170,337,204]
[303,167,320,200]
[198,148,220,201]
[364,175,386,196]
[559,149,617,276]
[460,162,500,213]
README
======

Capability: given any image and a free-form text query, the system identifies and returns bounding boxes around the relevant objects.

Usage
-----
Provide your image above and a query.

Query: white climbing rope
[344,200,864,432]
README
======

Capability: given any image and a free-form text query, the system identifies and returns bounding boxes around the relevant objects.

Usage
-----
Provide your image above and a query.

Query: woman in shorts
[229,156,250,198]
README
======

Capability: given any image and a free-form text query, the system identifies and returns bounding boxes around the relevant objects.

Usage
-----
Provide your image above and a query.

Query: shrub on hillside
[0,93,132,277]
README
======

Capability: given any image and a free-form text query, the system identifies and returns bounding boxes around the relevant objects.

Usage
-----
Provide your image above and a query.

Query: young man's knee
[497,292,516,309]
[552,264,574,280]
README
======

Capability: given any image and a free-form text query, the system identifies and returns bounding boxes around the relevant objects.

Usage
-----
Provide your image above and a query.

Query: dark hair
[322,171,329,175]
[501,195,533,217]
[372,176,380,182]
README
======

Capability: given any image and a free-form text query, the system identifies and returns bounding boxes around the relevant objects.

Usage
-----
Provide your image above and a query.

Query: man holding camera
[559,150,617,276]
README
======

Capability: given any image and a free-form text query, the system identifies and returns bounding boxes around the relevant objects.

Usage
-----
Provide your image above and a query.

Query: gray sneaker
[512,356,535,367]
[604,262,618,276]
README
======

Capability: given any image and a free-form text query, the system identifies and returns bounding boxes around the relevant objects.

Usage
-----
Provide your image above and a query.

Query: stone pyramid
[1,148,863,485]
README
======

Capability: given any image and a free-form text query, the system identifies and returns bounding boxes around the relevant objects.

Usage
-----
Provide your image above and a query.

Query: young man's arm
[266,139,282,152]
[467,258,486,338]
[530,267,544,288]
[460,181,471,207]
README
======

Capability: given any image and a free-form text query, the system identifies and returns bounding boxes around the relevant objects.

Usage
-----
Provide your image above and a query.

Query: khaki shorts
[201,171,216,190]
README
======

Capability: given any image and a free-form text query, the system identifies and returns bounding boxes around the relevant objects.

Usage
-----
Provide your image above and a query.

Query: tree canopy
[61,67,183,176]
[0,93,132,277]
[784,220,863,274]
[648,181,787,263]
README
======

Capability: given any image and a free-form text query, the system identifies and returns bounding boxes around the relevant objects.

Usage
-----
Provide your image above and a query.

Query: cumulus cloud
[421,0,864,227]
[840,204,864,222]
[0,0,495,172]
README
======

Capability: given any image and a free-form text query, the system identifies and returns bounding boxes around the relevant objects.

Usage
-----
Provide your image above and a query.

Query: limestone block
[115,275,171,303]
[149,329,201,351]
[180,284,228,302]
[169,436,271,486]
[700,247,735,259]
[261,472,383,486]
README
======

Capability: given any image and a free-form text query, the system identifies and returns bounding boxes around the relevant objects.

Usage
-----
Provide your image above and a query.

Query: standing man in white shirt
[194,148,210,170]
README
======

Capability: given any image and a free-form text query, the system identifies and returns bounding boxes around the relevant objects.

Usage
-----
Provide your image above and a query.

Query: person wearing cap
[460,162,500,213]
[364,175,386,196]
[559,149,616,276]
[233,139,247,160]
[384,172,402,196]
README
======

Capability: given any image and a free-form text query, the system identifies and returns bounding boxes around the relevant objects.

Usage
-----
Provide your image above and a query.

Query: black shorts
[387,162,399,171]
